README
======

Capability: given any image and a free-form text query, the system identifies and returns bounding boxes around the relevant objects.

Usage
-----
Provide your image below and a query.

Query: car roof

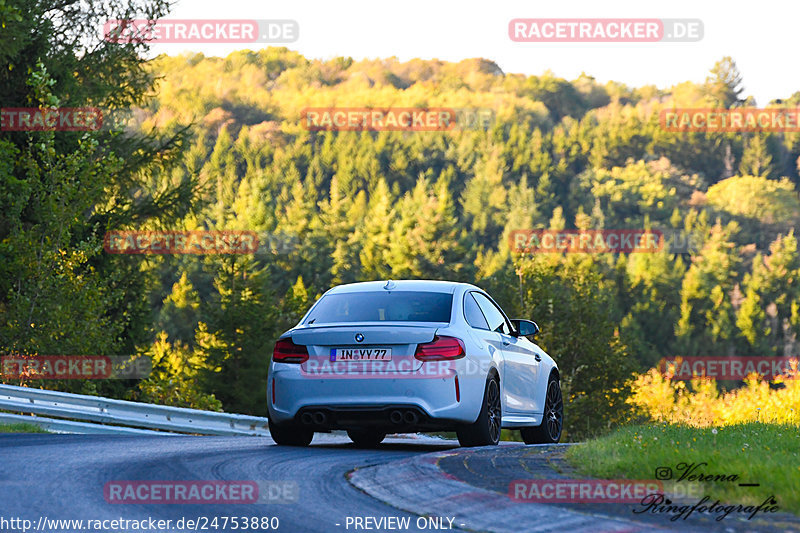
[325,280,480,295]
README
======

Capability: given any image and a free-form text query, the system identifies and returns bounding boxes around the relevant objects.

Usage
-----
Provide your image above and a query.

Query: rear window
[305,291,453,324]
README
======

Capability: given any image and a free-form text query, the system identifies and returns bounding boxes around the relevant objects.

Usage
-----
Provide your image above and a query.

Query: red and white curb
[347,446,678,533]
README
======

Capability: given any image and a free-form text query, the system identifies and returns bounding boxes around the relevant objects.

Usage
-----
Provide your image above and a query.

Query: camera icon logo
[655,467,673,480]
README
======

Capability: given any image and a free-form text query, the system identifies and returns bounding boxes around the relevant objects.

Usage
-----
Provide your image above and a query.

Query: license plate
[331,348,392,361]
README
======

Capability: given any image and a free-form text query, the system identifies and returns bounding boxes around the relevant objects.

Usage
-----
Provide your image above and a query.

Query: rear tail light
[414,336,466,361]
[273,338,309,364]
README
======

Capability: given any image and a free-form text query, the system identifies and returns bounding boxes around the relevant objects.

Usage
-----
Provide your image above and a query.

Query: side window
[472,293,512,335]
[464,293,490,330]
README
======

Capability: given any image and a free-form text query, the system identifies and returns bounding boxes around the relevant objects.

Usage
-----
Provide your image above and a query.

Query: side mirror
[511,319,540,338]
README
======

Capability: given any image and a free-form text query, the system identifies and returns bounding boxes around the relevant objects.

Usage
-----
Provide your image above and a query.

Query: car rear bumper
[267,362,486,429]
[293,404,453,431]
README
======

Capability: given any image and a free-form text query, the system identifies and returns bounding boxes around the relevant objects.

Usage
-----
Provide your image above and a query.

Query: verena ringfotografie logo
[661,108,800,132]
[301,107,494,132]
[509,19,703,43]
[104,480,297,504]
[104,231,259,255]
[1,355,152,380]
[659,357,800,381]
[509,479,663,503]
[1,108,102,131]
[642,462,779,522]
[103,19,298,44]
[635,493,779,522]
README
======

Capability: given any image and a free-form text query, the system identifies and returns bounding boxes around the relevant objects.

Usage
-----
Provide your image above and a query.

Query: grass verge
[565,423,800,515]
[0,422,48,433]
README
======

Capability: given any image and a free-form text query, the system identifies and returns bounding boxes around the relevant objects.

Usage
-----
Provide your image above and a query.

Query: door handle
[534,354,541,362]
[502,340,510,346]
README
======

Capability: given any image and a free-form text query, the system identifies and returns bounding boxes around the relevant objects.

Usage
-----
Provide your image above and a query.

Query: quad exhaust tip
[301,411,328,425]
[390,410,418,424]
[303,409,418,425]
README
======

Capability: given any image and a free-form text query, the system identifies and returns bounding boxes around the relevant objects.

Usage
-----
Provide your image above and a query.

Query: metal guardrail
[0,384,270,436]
[0,412,172,435]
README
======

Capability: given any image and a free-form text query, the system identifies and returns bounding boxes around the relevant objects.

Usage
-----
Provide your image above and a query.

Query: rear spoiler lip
[282,323,447,349]
[291,321,450,331]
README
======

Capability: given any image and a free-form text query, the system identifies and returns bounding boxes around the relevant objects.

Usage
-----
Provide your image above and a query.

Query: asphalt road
[0,433,462,533]
[1,433,797,533]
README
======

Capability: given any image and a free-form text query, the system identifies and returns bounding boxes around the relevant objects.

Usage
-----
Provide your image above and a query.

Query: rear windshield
[305,291,453,324]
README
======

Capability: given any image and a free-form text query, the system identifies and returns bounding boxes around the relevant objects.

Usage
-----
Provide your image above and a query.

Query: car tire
[347,429,386,448]
[456,376,501,447]
[521,373,563,444]
[268,420,314,447]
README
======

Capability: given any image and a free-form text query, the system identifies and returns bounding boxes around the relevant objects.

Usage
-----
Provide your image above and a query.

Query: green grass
[0,423,48,433]
[565,423,800,515]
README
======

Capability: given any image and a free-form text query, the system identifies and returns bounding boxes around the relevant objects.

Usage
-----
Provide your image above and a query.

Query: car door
[472,292,541,416]
[462,291,505,393]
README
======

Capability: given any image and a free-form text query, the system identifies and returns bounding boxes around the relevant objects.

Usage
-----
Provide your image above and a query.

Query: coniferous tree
[739,135,776,178]
[704,56,746,108]
[737,232,800,356]
[157,272,201,346]
[676,222,740,355]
